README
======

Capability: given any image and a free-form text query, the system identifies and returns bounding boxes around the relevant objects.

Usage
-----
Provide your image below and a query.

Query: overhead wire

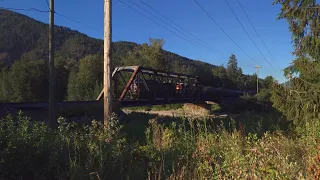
[138,0,226,59]
[193,0,259,65]
[118,0,209,51]
[55,12,119,40]
[45,0,50,10]
[55,12,99,32]
[2,1,274,69]
[236,0,278,64]
[124,0,227,61]
[0,6,119,40]
[0,7,49,13]
[224,0,275,71]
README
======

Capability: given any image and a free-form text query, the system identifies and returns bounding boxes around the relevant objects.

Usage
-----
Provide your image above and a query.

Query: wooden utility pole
[255,65,261,95]
[104,0,112,127]
[48,0,56,128]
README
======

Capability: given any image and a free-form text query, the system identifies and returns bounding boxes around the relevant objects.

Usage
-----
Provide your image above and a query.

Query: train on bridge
[0,66,254,119]
[96,66,253,106]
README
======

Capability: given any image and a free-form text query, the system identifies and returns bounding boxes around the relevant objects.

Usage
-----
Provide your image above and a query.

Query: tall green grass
[0,111,319,179]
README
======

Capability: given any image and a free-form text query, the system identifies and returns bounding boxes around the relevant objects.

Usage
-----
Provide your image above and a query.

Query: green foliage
[0,60,49,102]
[226,54,244,89]
[271,78,320,128]
[211,103,221,112]
[0,67,10,102]
[0,9,271,103]
[212,64,227,79]
[271,0,320,129]
[212,64,230,87]
[67,54,103,101]
[54,56,72,101]
[216,54,269,91]
[273,0,320,59]
[242,73,258,91]
[226,54,241,80]
[59,34,103,61]
[0,111,127,180]
[0,9,104,65]
[122,38,167,70]
[263,76,275,89]
[255,88,272,103]
[1,112,319,179]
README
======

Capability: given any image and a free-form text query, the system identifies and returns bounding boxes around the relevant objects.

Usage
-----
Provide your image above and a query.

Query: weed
[0,111,319,179]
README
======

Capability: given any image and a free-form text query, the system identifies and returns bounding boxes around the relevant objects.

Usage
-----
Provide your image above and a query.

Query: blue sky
[1,0,294,82]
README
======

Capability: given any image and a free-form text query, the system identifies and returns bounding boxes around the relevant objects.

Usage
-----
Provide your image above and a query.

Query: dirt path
[122,109,240,119]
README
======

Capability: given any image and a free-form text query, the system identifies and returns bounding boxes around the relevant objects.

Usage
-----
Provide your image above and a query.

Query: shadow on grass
[121,109,292,144]
[121,112,187,144]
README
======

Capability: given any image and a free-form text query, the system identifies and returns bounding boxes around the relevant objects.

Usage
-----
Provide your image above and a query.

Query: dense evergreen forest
[0,9,274,103]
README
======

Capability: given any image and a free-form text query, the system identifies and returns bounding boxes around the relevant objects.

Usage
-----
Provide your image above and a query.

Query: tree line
[0,38,275,103]
[0,9,276,103]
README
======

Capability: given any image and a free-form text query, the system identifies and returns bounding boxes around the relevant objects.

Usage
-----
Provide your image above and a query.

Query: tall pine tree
[226,54,243,89]
[271,0,320,128]
[227,54,238,78]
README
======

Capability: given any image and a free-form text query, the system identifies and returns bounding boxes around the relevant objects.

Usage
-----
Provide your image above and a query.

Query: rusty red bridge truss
[96,66,209,106]
[0,66,248,117]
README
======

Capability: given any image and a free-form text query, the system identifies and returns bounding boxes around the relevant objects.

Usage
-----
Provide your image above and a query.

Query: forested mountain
[0,9,272,103]
[0,9,217,71]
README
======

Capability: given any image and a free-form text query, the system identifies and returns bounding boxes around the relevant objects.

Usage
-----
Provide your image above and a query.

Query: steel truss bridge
[0,66,251,117]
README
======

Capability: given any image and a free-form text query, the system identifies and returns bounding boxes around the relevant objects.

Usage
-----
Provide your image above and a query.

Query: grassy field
[0,110,319,179]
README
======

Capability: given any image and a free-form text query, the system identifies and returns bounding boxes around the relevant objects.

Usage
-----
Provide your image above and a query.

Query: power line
[139,0,200,43]
[0,6,119,40]
[55,12,101,32]
[45,0,50,9]
[193,0,258,65]
[139,0,226,58]
[236,0,277,64]
[118,0,208,51]
[125,0,226,59]
[54,11,119,40]
[224,0,275,71]
[0,7,49,13]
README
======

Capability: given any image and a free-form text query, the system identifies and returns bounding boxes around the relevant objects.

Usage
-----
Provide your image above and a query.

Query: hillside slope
[0,9,217,74]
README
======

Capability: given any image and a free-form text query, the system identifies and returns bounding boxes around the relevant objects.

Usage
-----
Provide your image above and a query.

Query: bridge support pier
[183,103,211,116]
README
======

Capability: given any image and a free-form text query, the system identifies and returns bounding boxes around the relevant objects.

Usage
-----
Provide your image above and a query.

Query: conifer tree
[227,54,239,79]
[226,54,243,89]
[272,0,320,128]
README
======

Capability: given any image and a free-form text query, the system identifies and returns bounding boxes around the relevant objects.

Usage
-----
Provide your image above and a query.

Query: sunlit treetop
[274,0,320,59]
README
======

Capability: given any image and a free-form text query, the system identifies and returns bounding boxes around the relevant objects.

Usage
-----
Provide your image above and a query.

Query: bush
[138,118,319,179]
[211,103,221,112]
[255,88,271,103]
[0,111,319,179]
[0,111,127,180]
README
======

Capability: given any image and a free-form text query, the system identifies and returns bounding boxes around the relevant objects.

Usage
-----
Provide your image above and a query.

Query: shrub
[0,111,319,179]
[0,111,127,180]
